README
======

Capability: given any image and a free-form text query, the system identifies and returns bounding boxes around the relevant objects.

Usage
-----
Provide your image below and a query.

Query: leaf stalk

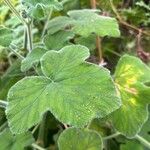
[135,135,150,149]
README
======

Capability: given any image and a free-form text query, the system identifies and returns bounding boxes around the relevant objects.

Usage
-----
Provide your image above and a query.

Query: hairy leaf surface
[7,45,121,133]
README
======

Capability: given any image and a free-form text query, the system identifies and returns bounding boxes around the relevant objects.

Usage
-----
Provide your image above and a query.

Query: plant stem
[36,113,47,147]
[109,0,150,36]
[3,0,27,24]
[23,28,28,50]
[90,0,103,64]
[26,19,33,51]
[90,0,97,9]
[32,143,46,150]
[4,0,33,52]
[0,122,8,132]
[41,8,53,38]
[103,132,120,140]
[96,36,103,64]
[0,100,8,108]
[135,135,150,149]
[9,47,24,60]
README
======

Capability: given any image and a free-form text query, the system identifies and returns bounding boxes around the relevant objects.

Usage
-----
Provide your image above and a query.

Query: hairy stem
[135,135,150,149]
[90,0,103,63]
[0,122,8,132]
[23,28,28,50]
[9,46,24,60]
[96,36,103,64]
[32,143,46,150]
[103,132,120,140]
[41,9,53,38]
[0,100,8,108]
[3,0,27,24]
[26,19,33,51]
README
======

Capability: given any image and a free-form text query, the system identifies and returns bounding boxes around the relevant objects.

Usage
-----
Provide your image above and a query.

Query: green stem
[41,8,53,38]
[90,0,103,63]
[23,28,28,50]
[0,122,8,132]
[32,143,46,150]
[0,100,8,108]
[9,47,24,60]
[135,135,150,149]
[3,0,27,24]
[103,132,120,140]
[37,113,47,147]
[26,20,33,51]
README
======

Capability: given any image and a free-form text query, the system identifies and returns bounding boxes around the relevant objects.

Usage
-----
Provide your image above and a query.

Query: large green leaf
[0,129,34,150]
[21,47,48,72]
[6,45,121,133]
[112,55,150,138]
[67,9,120,37]
[44,30,74,50]
[0,26,13,47]
[58,127,103,150]
[47,9,120,37]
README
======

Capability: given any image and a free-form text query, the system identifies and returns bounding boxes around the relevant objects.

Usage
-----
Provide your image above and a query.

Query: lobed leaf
[112,55,150,138]
[7,45,121,133]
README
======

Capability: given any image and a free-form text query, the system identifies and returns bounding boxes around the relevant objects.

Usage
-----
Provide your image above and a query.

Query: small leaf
[7,45,121,133]
[58,127,103,150]
[21,47,48,72]
[112,55,150,138]
[68,9,120,37]
[0,26,13,47]
[47,16,74,34]
[31,4,45,20]
[0,129,34,150]
[44,30,74,50]
[22,0,63,10]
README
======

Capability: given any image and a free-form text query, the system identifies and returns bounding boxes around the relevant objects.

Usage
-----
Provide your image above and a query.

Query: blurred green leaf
[58,127,102,150]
